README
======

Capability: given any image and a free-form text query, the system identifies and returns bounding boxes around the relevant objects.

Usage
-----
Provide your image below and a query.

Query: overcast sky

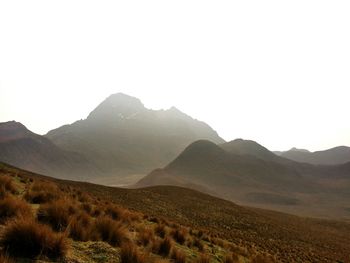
[0,0,349,151]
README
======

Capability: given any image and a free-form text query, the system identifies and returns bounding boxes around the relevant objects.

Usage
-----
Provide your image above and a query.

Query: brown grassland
[0,163,349,262]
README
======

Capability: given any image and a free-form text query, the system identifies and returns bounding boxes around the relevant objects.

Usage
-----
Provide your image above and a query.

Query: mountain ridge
[44,93,225,184]
[276,145,350,165]
[136,139,350,219]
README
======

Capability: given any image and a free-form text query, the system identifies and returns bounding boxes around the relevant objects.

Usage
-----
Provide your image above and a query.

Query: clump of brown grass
[93,216,129,246]
[157,237,173,256]
[76,190,92,203]
[137,227,155,246]
[171,248,187,263]
[171,227,188,245]
[0,196,32,223]
[193,238,204,251]
[120,242,147,263]
[80,202,93,215]
[68,211,94,241]
[37,198,77,231]
[1,219,68,259]
[0,175,17,198]
[24,181,60,204]
[105,204,125,220]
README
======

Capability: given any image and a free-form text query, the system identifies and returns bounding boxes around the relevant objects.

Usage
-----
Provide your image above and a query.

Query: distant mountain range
[0,93,224,184]
[1,92,349,216]
[137,139,350,218]
[274,146,350,165]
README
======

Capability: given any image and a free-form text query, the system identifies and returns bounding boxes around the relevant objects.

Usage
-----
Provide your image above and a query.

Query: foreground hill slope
[137,140,350,219]
[1,163,349,262]
[276,146,350,165]
[0,121,98,180]
[46,93,224,184]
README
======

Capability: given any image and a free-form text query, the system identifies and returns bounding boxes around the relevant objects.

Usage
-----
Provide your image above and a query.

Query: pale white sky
[0,1,349,151]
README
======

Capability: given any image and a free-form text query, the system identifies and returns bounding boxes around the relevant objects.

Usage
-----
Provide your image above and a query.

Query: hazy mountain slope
[137,140,350,219]
[46,93,224,184]
[220,138,279,161]
[0,121,98,180]
[3,163,348,262]
[137,140,313,191]
[277,146,350,165]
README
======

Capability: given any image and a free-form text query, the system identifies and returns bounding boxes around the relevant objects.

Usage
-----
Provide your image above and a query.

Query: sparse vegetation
[0,164,349,263]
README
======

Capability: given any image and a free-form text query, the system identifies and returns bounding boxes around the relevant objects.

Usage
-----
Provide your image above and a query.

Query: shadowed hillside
[0,121,99,180]
[137,140,350,219]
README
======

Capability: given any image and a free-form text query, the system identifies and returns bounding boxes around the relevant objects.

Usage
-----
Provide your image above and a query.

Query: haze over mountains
[45,93,224,184]
[274,146,350,165]
[0,93,224,184]
[137,139,350,219]
[0,92,349,219]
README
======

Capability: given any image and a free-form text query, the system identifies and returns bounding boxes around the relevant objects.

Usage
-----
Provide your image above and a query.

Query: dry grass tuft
[120,242,147,263]
[154,223,167,238]
[94,216,129,246]
[0,175,17,198]
[138,227,155,246]
[105,204,125,220]
[193,238,204,251]
[171,227,188,245]
[157,237,173,256]
[0,196,32,223]
[37,198,76,231]
[171,248,187,263]
[1,219,68,259]
[24,181,60,204]
[68,211,94,241]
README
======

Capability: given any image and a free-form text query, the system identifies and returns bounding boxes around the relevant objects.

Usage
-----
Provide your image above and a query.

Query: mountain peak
[221,138,277,161]
[0,121,27,131]
[0,121,33,142]
[87,93,145,120]
[170,140,225,162]
[289,147,310,153]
